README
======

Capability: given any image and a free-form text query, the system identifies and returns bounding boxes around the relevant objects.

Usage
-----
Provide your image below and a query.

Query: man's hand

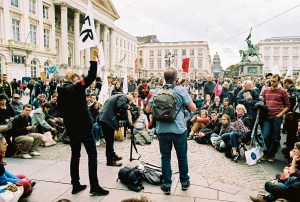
[50,127,56,132]
[91,46,99,62]
[26,126,34,131]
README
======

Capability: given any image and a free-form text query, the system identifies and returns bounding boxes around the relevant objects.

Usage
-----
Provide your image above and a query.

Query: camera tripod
[129,127,141,161]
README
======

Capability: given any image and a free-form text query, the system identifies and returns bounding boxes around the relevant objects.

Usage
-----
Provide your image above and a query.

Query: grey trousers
[15,133,43,154]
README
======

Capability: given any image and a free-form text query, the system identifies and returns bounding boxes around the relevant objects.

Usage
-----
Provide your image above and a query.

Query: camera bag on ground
[152,84,182,122]
[117,167,144,192]
[140,162,162,185]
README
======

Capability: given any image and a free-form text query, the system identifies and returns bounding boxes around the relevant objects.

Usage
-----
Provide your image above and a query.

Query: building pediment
[93,0,119,19]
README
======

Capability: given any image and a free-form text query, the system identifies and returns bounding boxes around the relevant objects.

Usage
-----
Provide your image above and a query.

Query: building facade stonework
[0,0,137,80]
[258,36,300,76]
[137,36,211,80]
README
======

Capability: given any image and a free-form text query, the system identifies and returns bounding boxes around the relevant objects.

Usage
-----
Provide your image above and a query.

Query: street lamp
[138,66,143,79]
[165,51,175,67]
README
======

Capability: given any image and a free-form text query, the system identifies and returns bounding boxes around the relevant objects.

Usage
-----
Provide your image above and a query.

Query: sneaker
[29,151,40,156]
[260,154,268,161]
[161,185,171,195]
[72,184,87,194]
[249,194,267,202]
[90,187,109,196]
[95,140,100,147]
[181,180,190,191]
[267,156,275,162]
[106,161,122,167]
[22,154,32,159]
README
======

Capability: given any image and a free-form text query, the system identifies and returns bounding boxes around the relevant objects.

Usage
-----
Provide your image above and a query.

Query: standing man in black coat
[57,47,109,196]
[48,77,57,101]
[97,93,132,167]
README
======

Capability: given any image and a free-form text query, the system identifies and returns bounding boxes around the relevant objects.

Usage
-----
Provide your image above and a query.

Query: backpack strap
[164,84,184,118]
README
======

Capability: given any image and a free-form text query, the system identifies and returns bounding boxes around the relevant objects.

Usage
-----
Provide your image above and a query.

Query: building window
[182,49,186,56]
[11,0,19,8]
[115,37,118,46]
[198,49,202,55]
[174,59,177,67]
[12,18,20,41]
[150,59,154,69]
[293,47,299,56]
[164,50,169,57]
[274,47,280,56]
[124,41,126,48]
[29,0,36,14]
[12,55,25,64]
[139,50,142,56]
[107,33,109,42]
[120,39,122,47]
[293,59,299,68]
[264,47,270,56]
[30,24,37,45]
[44,29,50,48]
[43,5,49,19]
[157,50,161,56]
[190,60,194,67]
[158,60,161,69]
[174,50,178,56]
[265,59,270,68]
[198,59,202,68]
[190,49,194,56]
[31,60,37,77]
[283,58,288,68]
[150,50,154,57]
[274,58,279,67]
[283,47,289,56]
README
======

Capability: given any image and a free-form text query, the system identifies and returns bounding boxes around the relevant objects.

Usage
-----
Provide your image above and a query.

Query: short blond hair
[236,104,247,113]
[65,70,81,82]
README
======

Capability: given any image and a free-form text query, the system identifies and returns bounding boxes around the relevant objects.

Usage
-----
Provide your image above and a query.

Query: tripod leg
[130,133,141,161]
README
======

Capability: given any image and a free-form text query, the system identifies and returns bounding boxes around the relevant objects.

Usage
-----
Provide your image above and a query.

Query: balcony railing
[8,40,38,51]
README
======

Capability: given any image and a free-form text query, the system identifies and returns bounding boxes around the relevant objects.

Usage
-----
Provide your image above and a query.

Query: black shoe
[161,185,171,195]
[114,154,123,161]
[72,184,87,194]
[90,187,109,196]
[231,153,240,163]
[107,161,122,167]
[182,180,190,191]
[31,181,36,188]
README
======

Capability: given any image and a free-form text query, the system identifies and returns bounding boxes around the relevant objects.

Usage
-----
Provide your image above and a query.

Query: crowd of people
[1,59,300,201]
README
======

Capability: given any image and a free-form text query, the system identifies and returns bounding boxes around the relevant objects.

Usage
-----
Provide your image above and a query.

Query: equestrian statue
[239,28,262,62]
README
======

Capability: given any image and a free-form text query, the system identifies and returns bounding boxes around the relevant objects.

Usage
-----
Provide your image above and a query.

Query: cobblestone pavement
[33,135,283,192]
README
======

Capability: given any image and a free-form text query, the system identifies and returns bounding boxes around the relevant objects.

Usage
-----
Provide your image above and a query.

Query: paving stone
[99,188,152,202]
[54,187,104,202]
[209,181,243,194]
[29,162,69,182]
[174,184,218,200]
[26,181,70,202]
[218,191,251,202]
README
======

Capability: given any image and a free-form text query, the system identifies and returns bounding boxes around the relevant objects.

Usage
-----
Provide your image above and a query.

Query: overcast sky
[111,0,300,69]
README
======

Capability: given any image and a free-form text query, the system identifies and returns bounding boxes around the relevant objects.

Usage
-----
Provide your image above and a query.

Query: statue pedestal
[238,61,263,77]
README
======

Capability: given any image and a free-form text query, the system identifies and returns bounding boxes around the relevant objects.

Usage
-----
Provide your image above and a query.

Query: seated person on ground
[250,142,300,202]
[31,94,46,110]
[133,107,151,145]
[221,104,252,161]
[208,96,222,114]
[218,98,235,121]
[10,94,23,115]
[0,134,35,197]
[31,103,56,134]
[0,93,16,126]
[194,111,222,144]
[11,104,43,159]
[188,110,210,139]
[210,114,235,151]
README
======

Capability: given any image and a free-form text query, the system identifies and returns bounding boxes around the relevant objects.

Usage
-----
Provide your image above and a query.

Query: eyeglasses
[271,80,279,83]
[221,118,228,120]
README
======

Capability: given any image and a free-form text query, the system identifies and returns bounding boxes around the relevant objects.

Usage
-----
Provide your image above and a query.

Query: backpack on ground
[117,167,144,192]
[152,84,181,122]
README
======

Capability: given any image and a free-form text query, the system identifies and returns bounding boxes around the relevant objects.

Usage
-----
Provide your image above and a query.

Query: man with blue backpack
[146,67,197,195]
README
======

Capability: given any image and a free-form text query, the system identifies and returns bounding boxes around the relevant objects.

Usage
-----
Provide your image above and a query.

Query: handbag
[236,118,250,133]
[114,127,124,141]
[245,147,263,165]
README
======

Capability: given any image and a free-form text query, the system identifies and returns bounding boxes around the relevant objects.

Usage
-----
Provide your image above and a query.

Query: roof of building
[93,0,120,19]
[263,36,300,41]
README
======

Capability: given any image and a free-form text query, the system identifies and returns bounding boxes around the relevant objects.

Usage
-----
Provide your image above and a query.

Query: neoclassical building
[210,52,224,78]
[137,35,211,80]
[258,36,300,76]
[0,0,137,80]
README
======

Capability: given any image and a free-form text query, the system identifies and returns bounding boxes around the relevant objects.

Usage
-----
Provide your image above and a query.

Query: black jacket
[201,118,222,137]
[12,114,32,138]
[97,94,129,130]
[27,82,41,97]
[57,61,97,131]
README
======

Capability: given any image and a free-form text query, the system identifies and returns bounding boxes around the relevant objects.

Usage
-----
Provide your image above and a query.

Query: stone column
[50,4,56,52]
[60,3,68,67]
[74,9,80,69]
[23,0,29,43]
[109,28,115,72]
[103,26,109,66]
[85,48,90,69]
[38,0,43,49]
[0,7,3,41]
[95,21,100,43]
[2,0,11,41]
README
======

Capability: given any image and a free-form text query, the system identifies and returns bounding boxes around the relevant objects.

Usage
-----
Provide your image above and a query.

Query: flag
[98,70,109,105]
[79,0,98,50]
[119,53,127,63]
[97,42,106,77]
[123,67,128,94]
[182,58,190,73]
[286,65,293,77]
[246,28,252,41]
[271,64,281,76]
[213,79,222,97]
[135,58,139,73]
[46,65,57,74]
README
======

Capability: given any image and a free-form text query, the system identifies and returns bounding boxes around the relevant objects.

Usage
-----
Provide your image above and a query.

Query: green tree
[224,64,239,78]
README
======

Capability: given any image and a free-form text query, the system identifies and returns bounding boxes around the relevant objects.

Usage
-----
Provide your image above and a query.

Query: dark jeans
[265,177,300,201]
[68,127,99,189]
[261,116,283,157]
[158,130,189,188]
[99,122,116,163]
[221,132,240,148]
[286,112,300,149]
[92,122,103,141]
